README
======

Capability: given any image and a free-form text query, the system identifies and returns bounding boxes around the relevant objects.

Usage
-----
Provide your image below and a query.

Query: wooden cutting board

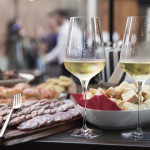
[0,116,82,146]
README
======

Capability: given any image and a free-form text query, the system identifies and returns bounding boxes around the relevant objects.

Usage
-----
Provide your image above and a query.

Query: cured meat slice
[22,107,32,115]
[31,110,38,118]
[38,108,45,115]
[17,111,24,116]
[40,100,50,106]
[11,113,17,119]
[30,105,36,111]
[54,101,61,107]
[53,113,62,122]
[0,110,7,116]
[43,114,54,125]
[22,100,38,107]
[49,102,55,108]
[3,113,17,120]
[33,116,47,127]
[44,109,51,114]
[61,112,73,121]
[42,104,49,110]
[17,119,39,131]
[0,116,3,124]
[26,114,32,120]
[50,107,58,114]
[0,106,7,111]
[6,109,11,114]
[67,107,80,117]
[9,115,26,126]
[35,102,41,107]
[57,103,73,112]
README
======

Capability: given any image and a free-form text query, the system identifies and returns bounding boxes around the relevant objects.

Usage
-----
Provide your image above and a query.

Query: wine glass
[120,16,150,140]
[64,17,105,138]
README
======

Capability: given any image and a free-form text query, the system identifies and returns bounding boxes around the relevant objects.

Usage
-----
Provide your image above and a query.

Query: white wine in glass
[64,59,105,81]
[120,16,150,140]
[120,61,150,81]
[64,17,105,138]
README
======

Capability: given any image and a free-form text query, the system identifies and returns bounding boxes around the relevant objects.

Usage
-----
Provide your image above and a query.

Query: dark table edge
[34,138,150,148]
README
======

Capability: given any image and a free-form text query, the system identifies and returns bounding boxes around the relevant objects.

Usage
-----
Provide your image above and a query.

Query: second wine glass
[120,16,150,140]
[64,17,105,138]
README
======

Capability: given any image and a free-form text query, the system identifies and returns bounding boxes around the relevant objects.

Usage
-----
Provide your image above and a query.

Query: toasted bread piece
[23,88,40,99]
[46,78,59,84]
[2,88,19,99]
[142,84,150,96]
[145,94,150,101]
[109,98,117,102]
[53,85,65,93]
[58,81,72,88]
[114,86,125,99]
[121,90,138,103]
[144,99,150,108]
[116,100,124,109]
[59,76,72,82]
[140,103,149,110]
[123,102,138,111]
[86,91,94,99]
[89,88,97,95]
[106,87,115,98]
[120,81,137,93]
[95,88,106,96]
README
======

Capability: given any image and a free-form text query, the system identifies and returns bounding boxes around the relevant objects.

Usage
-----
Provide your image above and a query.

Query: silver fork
[0,93,22,137]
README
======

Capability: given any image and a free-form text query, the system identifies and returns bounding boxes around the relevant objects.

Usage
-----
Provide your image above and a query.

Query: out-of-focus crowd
[0,9,70,78]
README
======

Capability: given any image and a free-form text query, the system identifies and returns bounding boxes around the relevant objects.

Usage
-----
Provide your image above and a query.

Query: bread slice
[121,90,138,103]
[95,88,106,96]
[120,81,137,92]
[145,94,150,101]
[142,84,150,96]
[140,103,149,110]
[86,91,94,99]
[89,88,98,95]
[106,87,115,98]
[123,102,138,111]
[143,99,150,109]
[109,98,117,102]
[116,100,124,109]
[114,86,125,99]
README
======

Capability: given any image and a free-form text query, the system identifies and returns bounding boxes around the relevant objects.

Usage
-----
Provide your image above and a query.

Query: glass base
[69,128,102,138]
[121,130,150,140]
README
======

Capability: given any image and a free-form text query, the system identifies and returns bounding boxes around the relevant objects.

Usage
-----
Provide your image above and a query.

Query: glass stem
[136,81,143,134]
[80,80,89,132]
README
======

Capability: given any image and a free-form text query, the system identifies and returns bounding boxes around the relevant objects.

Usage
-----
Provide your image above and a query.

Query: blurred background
[0,0,148,82]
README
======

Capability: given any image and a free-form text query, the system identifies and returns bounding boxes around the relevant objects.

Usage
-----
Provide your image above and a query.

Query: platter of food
[0,100,81,145]
[0,70,35,87]
[0,75,72,105]
[77,81,150,129]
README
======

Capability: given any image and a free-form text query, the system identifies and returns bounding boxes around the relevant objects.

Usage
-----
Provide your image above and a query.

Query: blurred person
[0,44,8,70]
[42,9,70,76]
[5,19,25,70]
[21,26,38,69]
[46,12,59,52]
[36,38,48,73]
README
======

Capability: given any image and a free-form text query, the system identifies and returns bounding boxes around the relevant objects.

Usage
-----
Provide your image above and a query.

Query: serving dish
[0,73,34,87]
[78,105,150,129]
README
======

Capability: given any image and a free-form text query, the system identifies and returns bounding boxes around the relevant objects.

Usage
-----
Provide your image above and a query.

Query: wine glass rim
[70,16,100,19]
[127,16,150,19]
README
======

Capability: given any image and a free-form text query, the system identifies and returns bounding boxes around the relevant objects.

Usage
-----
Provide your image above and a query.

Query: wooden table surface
[1,124,150,150]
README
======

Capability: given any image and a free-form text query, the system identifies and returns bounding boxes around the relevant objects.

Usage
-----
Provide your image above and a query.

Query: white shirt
[44,20,70,64]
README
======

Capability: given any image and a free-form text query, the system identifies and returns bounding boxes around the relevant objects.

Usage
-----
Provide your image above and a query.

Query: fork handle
[0,108,13,137]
